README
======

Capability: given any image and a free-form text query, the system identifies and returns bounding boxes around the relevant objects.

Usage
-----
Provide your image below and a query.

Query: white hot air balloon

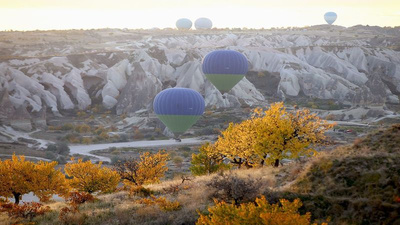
[176,18,192,30]
[324,12,337,25]
[194,18,213,30]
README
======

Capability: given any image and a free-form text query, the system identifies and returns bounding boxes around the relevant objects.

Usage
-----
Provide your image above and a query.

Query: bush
[61,123,74,131]
[119,134,129,142]
[190,143,230,176]
[0,202,50,220]
[46,142,70,156]
[56,156,67,165]
[65,192,95,209]
[197,196,323,225]
[207,172,263,205]
[75,124,91,133]
[81,137,93,144]
[65,158,120,194]
[173,156,184,169]
[114,151,169,187]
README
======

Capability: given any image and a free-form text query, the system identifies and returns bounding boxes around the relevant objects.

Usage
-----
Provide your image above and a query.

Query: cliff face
[0,26,399,118]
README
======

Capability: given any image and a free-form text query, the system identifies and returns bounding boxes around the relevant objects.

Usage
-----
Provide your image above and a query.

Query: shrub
[61,123,74,131]
[65,192,95,210]
[81,137,93,144]
[98,131,110,140]
[173,156,184,169]
[46,142,70,156]
[0,202,50,220]
[114,151,169,187]
[75,124,91,133]
[197,196,323,225]
[64,158,120,194]
[190,143,231,176]
[207,172,263,205]
[77,111,87,117]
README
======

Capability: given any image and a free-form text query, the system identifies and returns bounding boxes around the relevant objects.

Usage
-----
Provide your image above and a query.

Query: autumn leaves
[191,102,334,173]
[0,151,170,205]
[0,155,68,204]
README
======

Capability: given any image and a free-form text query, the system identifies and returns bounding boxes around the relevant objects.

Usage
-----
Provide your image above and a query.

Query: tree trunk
[274,159,280,167]
[13,192,21,205]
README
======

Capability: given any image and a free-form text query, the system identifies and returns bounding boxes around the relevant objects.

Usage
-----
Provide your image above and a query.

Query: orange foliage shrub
[0,202,50,220]
[65,158,120,194]
[197,196,326,225]
[114,151,169,187]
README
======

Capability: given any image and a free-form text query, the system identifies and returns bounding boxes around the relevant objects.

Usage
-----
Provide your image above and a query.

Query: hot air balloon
[153,88,205,137]
[195,18,213,30]
[202,50,249,94]
[324,12,337,25]
[176,18,192,30]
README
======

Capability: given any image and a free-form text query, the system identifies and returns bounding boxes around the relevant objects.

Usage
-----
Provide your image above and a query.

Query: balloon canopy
[153,88,205,137]
[176,18,192,30]
[195,18,213,30]
[324,12,337,25]
[202,50,249,94]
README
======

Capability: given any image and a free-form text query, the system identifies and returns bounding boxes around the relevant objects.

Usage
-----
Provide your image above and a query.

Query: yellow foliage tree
[0,155,69,204]
[197,196,326,225]
[64,158,120,194]
[32,161,70,202]
[211,102,334,168]
[190,143,231,176]
[114,151,169,187]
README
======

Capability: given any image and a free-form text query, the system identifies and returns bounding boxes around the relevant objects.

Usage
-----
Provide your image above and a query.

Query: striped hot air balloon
[202,50,249,94]
[324,12,337,25]
[153,88,205,137]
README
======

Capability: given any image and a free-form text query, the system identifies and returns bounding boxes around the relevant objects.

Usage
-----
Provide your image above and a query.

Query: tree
[31,161,70,202]
[190,143,231,176]
[64,158,120,194]
[0,155,68,204]
[208,102,334,168]
[114,151,169,187]
[197,196,326,225]
[46,142,70,156]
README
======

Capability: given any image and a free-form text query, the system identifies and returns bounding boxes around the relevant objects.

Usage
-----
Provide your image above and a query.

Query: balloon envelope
[176,18,192,30]
[153,88,205,136]
[202,50,248,94]
[324,12,337,25]
[195,18,213,30]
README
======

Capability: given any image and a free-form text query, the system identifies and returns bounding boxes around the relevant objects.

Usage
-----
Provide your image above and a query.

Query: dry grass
[3,125,399,224]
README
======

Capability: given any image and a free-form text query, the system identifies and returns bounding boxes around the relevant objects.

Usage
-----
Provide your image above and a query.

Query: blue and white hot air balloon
[324,12,337,25]
[176,18,192,30]
[153,88,205,137]
[202,50,249,94]
[195,18,213,30]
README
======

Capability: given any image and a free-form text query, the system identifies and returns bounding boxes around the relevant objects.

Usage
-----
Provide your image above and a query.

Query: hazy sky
[0,0,399,30]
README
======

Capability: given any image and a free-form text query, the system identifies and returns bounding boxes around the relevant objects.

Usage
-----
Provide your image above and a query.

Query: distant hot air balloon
[195,18,213,30]
[202,50,249,94]
[153,88,205,137]
[324,12,337,25]
[176,18,192,30]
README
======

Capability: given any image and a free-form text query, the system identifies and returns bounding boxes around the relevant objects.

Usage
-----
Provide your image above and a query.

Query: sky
[0,0,399,31]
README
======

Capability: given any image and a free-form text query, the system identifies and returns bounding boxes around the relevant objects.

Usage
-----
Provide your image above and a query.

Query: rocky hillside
[0,25,400,120]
